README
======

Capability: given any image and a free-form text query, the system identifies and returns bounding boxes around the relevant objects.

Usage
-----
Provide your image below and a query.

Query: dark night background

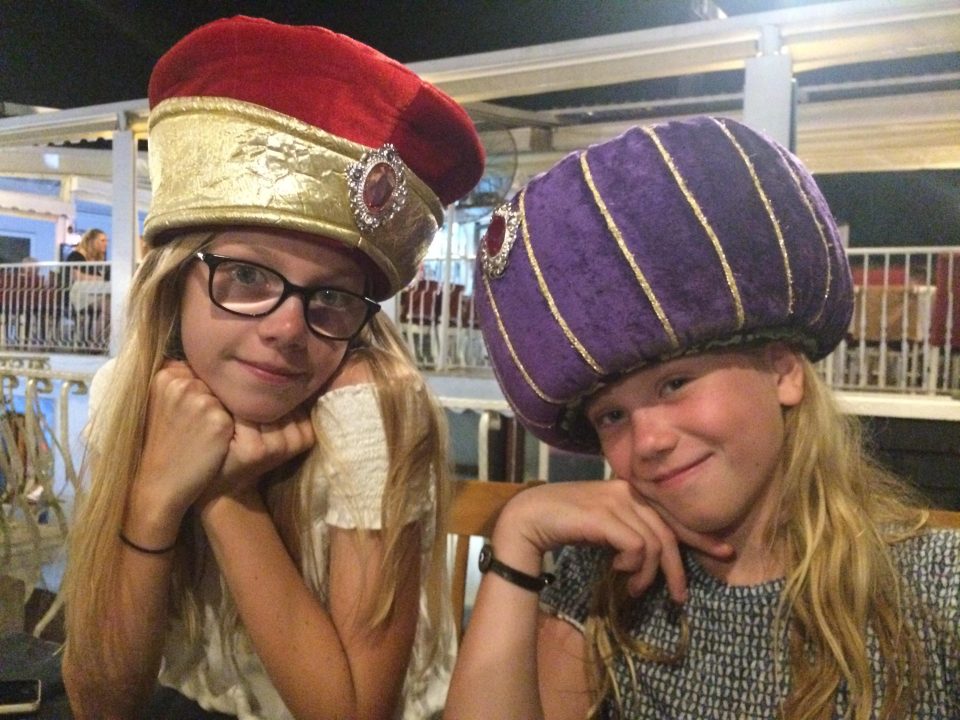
[1,0,958,248]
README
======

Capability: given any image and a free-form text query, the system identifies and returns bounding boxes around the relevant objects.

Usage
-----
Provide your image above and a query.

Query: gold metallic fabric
[143,97,443,299]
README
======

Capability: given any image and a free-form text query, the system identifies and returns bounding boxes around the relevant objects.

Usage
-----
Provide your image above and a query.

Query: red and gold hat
[142,15,484,300]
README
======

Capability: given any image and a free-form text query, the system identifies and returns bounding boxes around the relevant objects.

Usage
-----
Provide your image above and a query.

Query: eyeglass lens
[208,257,373,340]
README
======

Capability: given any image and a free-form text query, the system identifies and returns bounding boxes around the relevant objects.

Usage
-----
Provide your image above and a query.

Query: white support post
[437,208,456,371]
[537,440,551,482]
[743,25,794,149]
[110,121,137,357]
[56,176,77,253]
[477,410,501,482]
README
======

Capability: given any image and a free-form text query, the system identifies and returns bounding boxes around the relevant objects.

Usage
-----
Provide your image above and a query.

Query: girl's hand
[197,409,315,507]
[126,361,235,541]
[492,479,733,603]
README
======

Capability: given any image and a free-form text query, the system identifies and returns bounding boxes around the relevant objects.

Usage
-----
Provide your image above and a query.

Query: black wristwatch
[478,543,555,593]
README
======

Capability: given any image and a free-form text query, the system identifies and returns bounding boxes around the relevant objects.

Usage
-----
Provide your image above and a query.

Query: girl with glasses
[445,117,959,719]
[60,16,484,720]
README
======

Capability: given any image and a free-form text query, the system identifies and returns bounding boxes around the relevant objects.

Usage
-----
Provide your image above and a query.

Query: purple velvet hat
[475,116,853,452]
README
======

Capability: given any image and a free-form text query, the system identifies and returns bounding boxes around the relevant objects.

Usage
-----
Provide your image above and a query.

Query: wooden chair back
[448,479,544,639]
[928,508,960,529]
[929,253,960,349]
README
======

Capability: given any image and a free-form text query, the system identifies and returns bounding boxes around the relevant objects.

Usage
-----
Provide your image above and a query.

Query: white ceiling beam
[0,190,72,219]
[0,145,149,182]
[505,88,960,181]
[0,99,148,147]
[72,176,152,207]
[2,88,956,185]
[409,0,960,102]
[466,101,559,128]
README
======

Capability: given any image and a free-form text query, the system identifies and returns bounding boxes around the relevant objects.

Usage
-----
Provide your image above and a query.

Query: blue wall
[0,177,148,262]
[0,177,60,260]
[0,178,59,196]
[0,215,56,261]
[75,200,115,249]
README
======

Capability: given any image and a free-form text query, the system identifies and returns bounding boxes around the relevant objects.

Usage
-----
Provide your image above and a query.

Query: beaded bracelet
[119,531,176,555]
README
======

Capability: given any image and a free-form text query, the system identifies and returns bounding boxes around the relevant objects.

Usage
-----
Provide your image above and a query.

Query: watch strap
[478,543,555,593]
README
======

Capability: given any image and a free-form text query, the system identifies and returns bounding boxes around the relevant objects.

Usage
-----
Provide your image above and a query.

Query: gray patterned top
[540,530,960,719]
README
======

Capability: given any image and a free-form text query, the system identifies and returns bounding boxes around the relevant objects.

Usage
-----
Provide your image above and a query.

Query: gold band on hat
[143,97,444,299]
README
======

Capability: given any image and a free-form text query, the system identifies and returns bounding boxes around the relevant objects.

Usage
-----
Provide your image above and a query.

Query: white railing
[1,248,959,396]
[396,275,487,372]
[0,260,110,355]
[0,356,89,635]
[396,246,960,395]
[826,246,960,394]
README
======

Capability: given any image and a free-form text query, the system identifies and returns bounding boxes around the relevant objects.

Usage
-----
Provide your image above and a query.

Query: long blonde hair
[63,231,450,678]
[584,352,935,720]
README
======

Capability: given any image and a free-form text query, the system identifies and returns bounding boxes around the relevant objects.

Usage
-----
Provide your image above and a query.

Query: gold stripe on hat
[482,272,564,405]
[489,363,560,430]
[773,144,833,324]
[519,189,605,375]
[713,118,794,314]
[579,151,679,350]
[641,125,745,329]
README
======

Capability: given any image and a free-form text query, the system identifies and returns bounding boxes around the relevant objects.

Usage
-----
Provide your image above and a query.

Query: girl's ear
[766,343,805,407]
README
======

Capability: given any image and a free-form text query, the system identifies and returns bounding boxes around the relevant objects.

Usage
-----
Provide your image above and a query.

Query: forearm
[65,362,235,718]
[64,546,174,718]
[445,514,547,719]
[200,494,365,719]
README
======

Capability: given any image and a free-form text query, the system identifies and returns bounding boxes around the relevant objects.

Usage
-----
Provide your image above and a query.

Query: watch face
[478,544,493,572]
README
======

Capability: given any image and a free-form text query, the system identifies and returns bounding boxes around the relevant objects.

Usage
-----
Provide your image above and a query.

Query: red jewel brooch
[480,202,520,278]
[347,144,409,232]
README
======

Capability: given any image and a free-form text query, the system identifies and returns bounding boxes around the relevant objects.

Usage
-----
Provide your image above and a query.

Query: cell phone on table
[0,679,41,714]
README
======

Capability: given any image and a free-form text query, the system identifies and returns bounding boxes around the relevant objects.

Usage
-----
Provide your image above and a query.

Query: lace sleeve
[310,383,433,530]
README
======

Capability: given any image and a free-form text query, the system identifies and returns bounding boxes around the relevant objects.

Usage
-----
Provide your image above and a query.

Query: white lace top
[154,383,455,719]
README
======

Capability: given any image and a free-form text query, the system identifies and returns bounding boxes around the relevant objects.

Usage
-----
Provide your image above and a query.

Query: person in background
[61,16,483,720]
[445,116,959,719]
[66,228,111,342]
[67,228,109,281]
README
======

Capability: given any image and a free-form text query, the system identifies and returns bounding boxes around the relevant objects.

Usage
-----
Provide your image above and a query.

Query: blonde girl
[61,16,483,720]
[445,116,959,719]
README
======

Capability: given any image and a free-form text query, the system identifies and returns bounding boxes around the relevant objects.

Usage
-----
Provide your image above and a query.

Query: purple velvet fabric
[475,116,853,452]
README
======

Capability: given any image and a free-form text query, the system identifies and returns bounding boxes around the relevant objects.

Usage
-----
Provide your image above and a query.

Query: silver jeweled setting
[480,202,520,278]
[347,143,409,232]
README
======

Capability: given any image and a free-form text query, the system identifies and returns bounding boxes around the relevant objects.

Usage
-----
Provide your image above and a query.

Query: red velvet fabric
[148,15,483,205]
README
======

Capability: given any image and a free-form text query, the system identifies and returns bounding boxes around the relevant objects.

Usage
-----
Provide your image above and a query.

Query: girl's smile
[648,453,712,487]
[236,358,308,385]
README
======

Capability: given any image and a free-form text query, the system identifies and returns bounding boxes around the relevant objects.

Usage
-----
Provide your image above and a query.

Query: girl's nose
[257,295,309,346]
[630,409,678,460]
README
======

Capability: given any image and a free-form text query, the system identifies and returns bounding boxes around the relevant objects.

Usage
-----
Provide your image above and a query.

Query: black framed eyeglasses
[195,251,380,341]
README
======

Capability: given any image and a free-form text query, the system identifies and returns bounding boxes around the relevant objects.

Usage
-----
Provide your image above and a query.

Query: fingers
[651,501,736,561]
[611,495,688,603]
[514,480,689,603]
[148,365,233,442]
[132,361,234,524]
[226,410,317,483]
